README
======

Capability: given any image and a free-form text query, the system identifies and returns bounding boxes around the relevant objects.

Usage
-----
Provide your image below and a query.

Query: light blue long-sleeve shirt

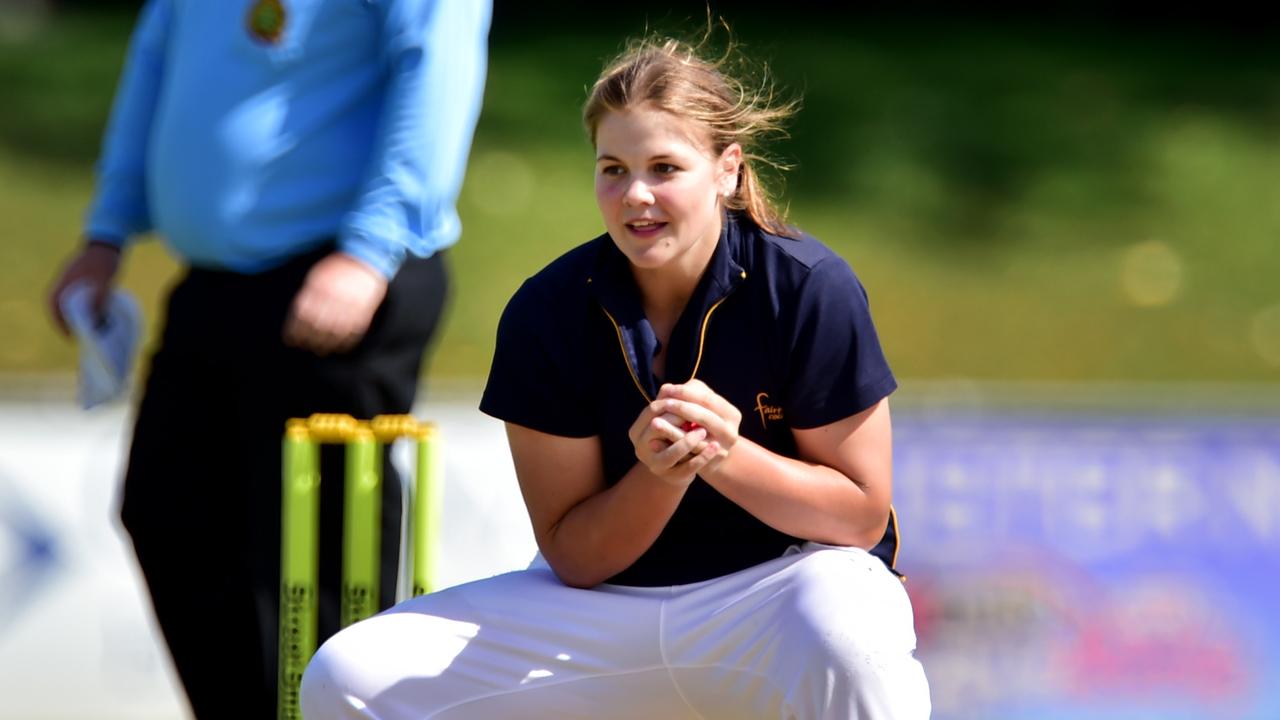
[85,0,490,278]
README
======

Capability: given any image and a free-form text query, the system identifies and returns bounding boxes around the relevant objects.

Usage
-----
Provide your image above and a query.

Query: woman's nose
[622,178,654,206]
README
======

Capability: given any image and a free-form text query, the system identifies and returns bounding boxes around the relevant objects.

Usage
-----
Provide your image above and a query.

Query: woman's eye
[599,165,624,177]
[653,163,678,174]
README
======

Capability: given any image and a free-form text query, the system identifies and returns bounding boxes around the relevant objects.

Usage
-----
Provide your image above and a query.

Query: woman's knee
[778,550,929,717]
[299,608,479,719]
[785,548,918,664]
[299,626,372,719]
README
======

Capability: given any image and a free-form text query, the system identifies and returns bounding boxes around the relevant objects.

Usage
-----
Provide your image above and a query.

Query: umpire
[46,1,491,717]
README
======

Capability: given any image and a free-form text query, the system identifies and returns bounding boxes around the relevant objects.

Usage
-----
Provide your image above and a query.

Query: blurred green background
[2,3,1278,385]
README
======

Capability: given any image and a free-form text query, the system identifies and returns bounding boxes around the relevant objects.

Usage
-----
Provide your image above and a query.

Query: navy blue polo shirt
[481,213,900,586]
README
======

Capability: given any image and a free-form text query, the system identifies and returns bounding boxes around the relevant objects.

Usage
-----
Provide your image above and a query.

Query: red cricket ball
[681,421,701,432]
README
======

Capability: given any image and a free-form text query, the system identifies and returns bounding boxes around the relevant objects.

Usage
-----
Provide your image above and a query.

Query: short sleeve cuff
[478,396,597,439]
[787,372,898,430]
[479,275,598,439]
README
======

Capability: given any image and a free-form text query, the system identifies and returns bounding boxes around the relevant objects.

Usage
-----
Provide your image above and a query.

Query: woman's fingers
[627,401,668,444]
[655,398,720,436]
[672,439,719,473]
[658,380,734,417]
[651,428,707,469]
[631,398,721,484]
[651,412,687,439]
[649,387,741,477]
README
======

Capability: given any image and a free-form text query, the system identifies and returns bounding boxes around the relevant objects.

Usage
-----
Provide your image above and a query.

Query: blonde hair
[583,28,799,237]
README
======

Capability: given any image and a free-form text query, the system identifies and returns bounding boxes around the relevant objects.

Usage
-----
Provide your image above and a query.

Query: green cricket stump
[412,422,442,597]
[278,419,319,720]
[341,427,380,627]
[277,414,440,720]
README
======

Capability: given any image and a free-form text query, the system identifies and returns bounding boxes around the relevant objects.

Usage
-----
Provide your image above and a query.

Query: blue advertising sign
[894,412,1280,720]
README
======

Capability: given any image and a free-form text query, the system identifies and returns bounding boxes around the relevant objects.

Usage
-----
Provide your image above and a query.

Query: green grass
[2,10,1279,382]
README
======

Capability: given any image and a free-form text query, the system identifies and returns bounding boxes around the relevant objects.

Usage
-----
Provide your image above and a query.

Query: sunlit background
[1,1,1277,718]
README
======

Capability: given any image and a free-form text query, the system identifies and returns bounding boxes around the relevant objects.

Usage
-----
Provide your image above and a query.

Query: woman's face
[594,105,741,274]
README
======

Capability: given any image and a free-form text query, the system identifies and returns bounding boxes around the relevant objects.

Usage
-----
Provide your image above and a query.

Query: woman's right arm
[505,402,716,588]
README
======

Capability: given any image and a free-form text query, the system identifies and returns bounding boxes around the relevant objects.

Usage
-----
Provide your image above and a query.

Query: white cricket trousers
[301,543,930,719]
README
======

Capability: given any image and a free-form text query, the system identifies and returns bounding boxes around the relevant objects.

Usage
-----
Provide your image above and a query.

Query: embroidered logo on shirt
[754,393,783,428]
[247,0,287,44]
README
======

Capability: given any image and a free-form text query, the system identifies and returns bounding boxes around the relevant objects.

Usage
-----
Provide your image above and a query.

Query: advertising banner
[896,411,1279,720]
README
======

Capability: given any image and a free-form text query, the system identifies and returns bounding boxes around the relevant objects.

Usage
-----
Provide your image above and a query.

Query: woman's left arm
[658,381,892,549]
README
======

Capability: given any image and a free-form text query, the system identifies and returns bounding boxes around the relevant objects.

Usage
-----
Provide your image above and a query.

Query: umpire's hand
[48,240,122,336]
[284,252,388,355]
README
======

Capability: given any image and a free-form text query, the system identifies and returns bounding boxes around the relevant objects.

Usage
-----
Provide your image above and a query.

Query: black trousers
[119,247,448,719]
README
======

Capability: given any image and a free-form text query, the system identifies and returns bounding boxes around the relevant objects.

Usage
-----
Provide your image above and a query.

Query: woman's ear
[719,143,743,197]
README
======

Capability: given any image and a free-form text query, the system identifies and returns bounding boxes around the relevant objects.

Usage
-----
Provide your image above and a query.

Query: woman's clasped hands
[627,379,742,487]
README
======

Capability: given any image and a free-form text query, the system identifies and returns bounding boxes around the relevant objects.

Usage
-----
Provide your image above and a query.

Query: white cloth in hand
[58,280,142,409]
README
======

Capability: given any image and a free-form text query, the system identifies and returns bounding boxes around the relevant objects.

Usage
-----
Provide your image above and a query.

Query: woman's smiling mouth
[625,219,668,237]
